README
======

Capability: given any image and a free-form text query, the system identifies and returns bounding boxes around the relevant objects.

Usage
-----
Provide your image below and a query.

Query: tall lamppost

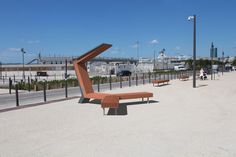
[160,49,165,70]
[153,50,156,70]
[0,61,2,79]
[210,42,214,80]
[222,51,224,75]
[21,48,26,80]
[188,15,197,88]
[136,41,139,60]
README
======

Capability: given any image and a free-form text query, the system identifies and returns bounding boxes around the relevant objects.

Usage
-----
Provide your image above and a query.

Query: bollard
[109,75,112,90]
[142,73,144,84]
[43,80,47,102]
[9,77,12,94]
[28,76,31,92]
[136,73,138,86]
[120,76,122,88]
[148,73,151,83]
[65,78,68,98]
[15,83,19,107]
[97,77,100,92]
[129,75,131,87]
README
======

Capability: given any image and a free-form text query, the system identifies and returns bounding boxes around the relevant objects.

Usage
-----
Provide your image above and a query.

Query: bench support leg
[103,108,105,115]
[79,97,90,103]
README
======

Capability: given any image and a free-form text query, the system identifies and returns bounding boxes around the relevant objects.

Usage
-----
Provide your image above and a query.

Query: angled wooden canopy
[75,43,112,64]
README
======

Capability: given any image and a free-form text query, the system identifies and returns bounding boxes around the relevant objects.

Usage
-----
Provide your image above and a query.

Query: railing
[0,70,192,110]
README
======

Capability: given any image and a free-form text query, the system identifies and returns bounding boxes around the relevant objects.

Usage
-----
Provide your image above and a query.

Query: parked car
[116,70,132,77]
[37,71,48,76]
[174,65,186,71]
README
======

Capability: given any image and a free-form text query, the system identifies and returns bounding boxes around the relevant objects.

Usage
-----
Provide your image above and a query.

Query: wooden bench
[179,75,189,81]
[152,79,169,86]
[73,43,153,115]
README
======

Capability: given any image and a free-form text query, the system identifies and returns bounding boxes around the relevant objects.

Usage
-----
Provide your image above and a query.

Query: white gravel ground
[0,72,236,157]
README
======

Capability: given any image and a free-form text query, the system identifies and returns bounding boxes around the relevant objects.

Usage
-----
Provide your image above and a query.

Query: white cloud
[132,41,140,48]
[27,40,40,44]
[132,44,138,48]
[7,48,21,52]
[175,46,181,51]
[150,39,159,44]
[110,47,121,54]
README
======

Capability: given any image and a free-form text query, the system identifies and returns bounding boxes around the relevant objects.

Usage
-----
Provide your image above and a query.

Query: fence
[2,70,192,109]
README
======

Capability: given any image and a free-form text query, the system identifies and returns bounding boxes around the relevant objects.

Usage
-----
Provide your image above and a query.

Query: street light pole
[136,41,139,60]
[21,48,26,81]
[153,50,156,70]
[0,61,2,79]
[222,51,224,75]
[188,15,197,88]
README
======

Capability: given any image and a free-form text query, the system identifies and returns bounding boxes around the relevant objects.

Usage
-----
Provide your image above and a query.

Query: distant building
[210,42,217,58]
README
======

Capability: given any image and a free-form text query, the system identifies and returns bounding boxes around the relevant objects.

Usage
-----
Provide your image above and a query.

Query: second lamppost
[21,48,26,81]
[188,15,196,88]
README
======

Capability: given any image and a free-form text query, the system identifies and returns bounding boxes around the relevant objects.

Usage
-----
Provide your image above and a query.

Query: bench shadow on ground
[197,84,208,88]
[89,99,158,116]
[153,84,170,87]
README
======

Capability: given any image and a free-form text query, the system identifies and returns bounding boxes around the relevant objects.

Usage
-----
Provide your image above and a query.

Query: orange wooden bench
[152,80,169,86]
[73,43,153,115]
[179,75,189,81]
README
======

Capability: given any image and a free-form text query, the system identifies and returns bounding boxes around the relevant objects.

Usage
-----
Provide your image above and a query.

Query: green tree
[232,59,236,66]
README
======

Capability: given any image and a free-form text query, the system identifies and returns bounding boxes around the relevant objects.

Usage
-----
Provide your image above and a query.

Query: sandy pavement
[0,72,236,157]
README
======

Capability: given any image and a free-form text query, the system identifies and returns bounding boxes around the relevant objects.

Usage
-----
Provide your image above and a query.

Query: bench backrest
[73,43,112,96]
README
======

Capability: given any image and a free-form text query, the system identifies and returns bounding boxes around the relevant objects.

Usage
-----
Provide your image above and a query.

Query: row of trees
[184,58,236,70]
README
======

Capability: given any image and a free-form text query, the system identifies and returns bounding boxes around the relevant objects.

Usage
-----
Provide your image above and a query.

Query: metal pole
[0,61,2,80]
[65,78,68,98]
[129,75,131,86]
[120,76,122,88]
[97,77,100,92]
[21,48,26,81]
[192,15,197,88]
[136,41,139,59]
[28,76,31,92]
[109,74,112,90]
[143,73,145,84]
[136,73,138,86]
[222,51,224,75]
[148,73,150,83]
[153,50,156,70]
[43,80,47,102]
[65,59,68,98]
[9,77,12,94]
[15,83,19,106]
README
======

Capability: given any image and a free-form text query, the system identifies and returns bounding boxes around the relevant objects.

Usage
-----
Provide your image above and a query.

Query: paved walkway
[0,72,236,157]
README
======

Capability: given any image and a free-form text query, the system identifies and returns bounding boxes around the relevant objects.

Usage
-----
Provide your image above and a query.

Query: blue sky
[0,0,236,63]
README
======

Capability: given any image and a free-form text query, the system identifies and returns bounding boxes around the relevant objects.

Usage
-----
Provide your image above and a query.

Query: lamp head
[188,16,194,21]
[21,48,26,53]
